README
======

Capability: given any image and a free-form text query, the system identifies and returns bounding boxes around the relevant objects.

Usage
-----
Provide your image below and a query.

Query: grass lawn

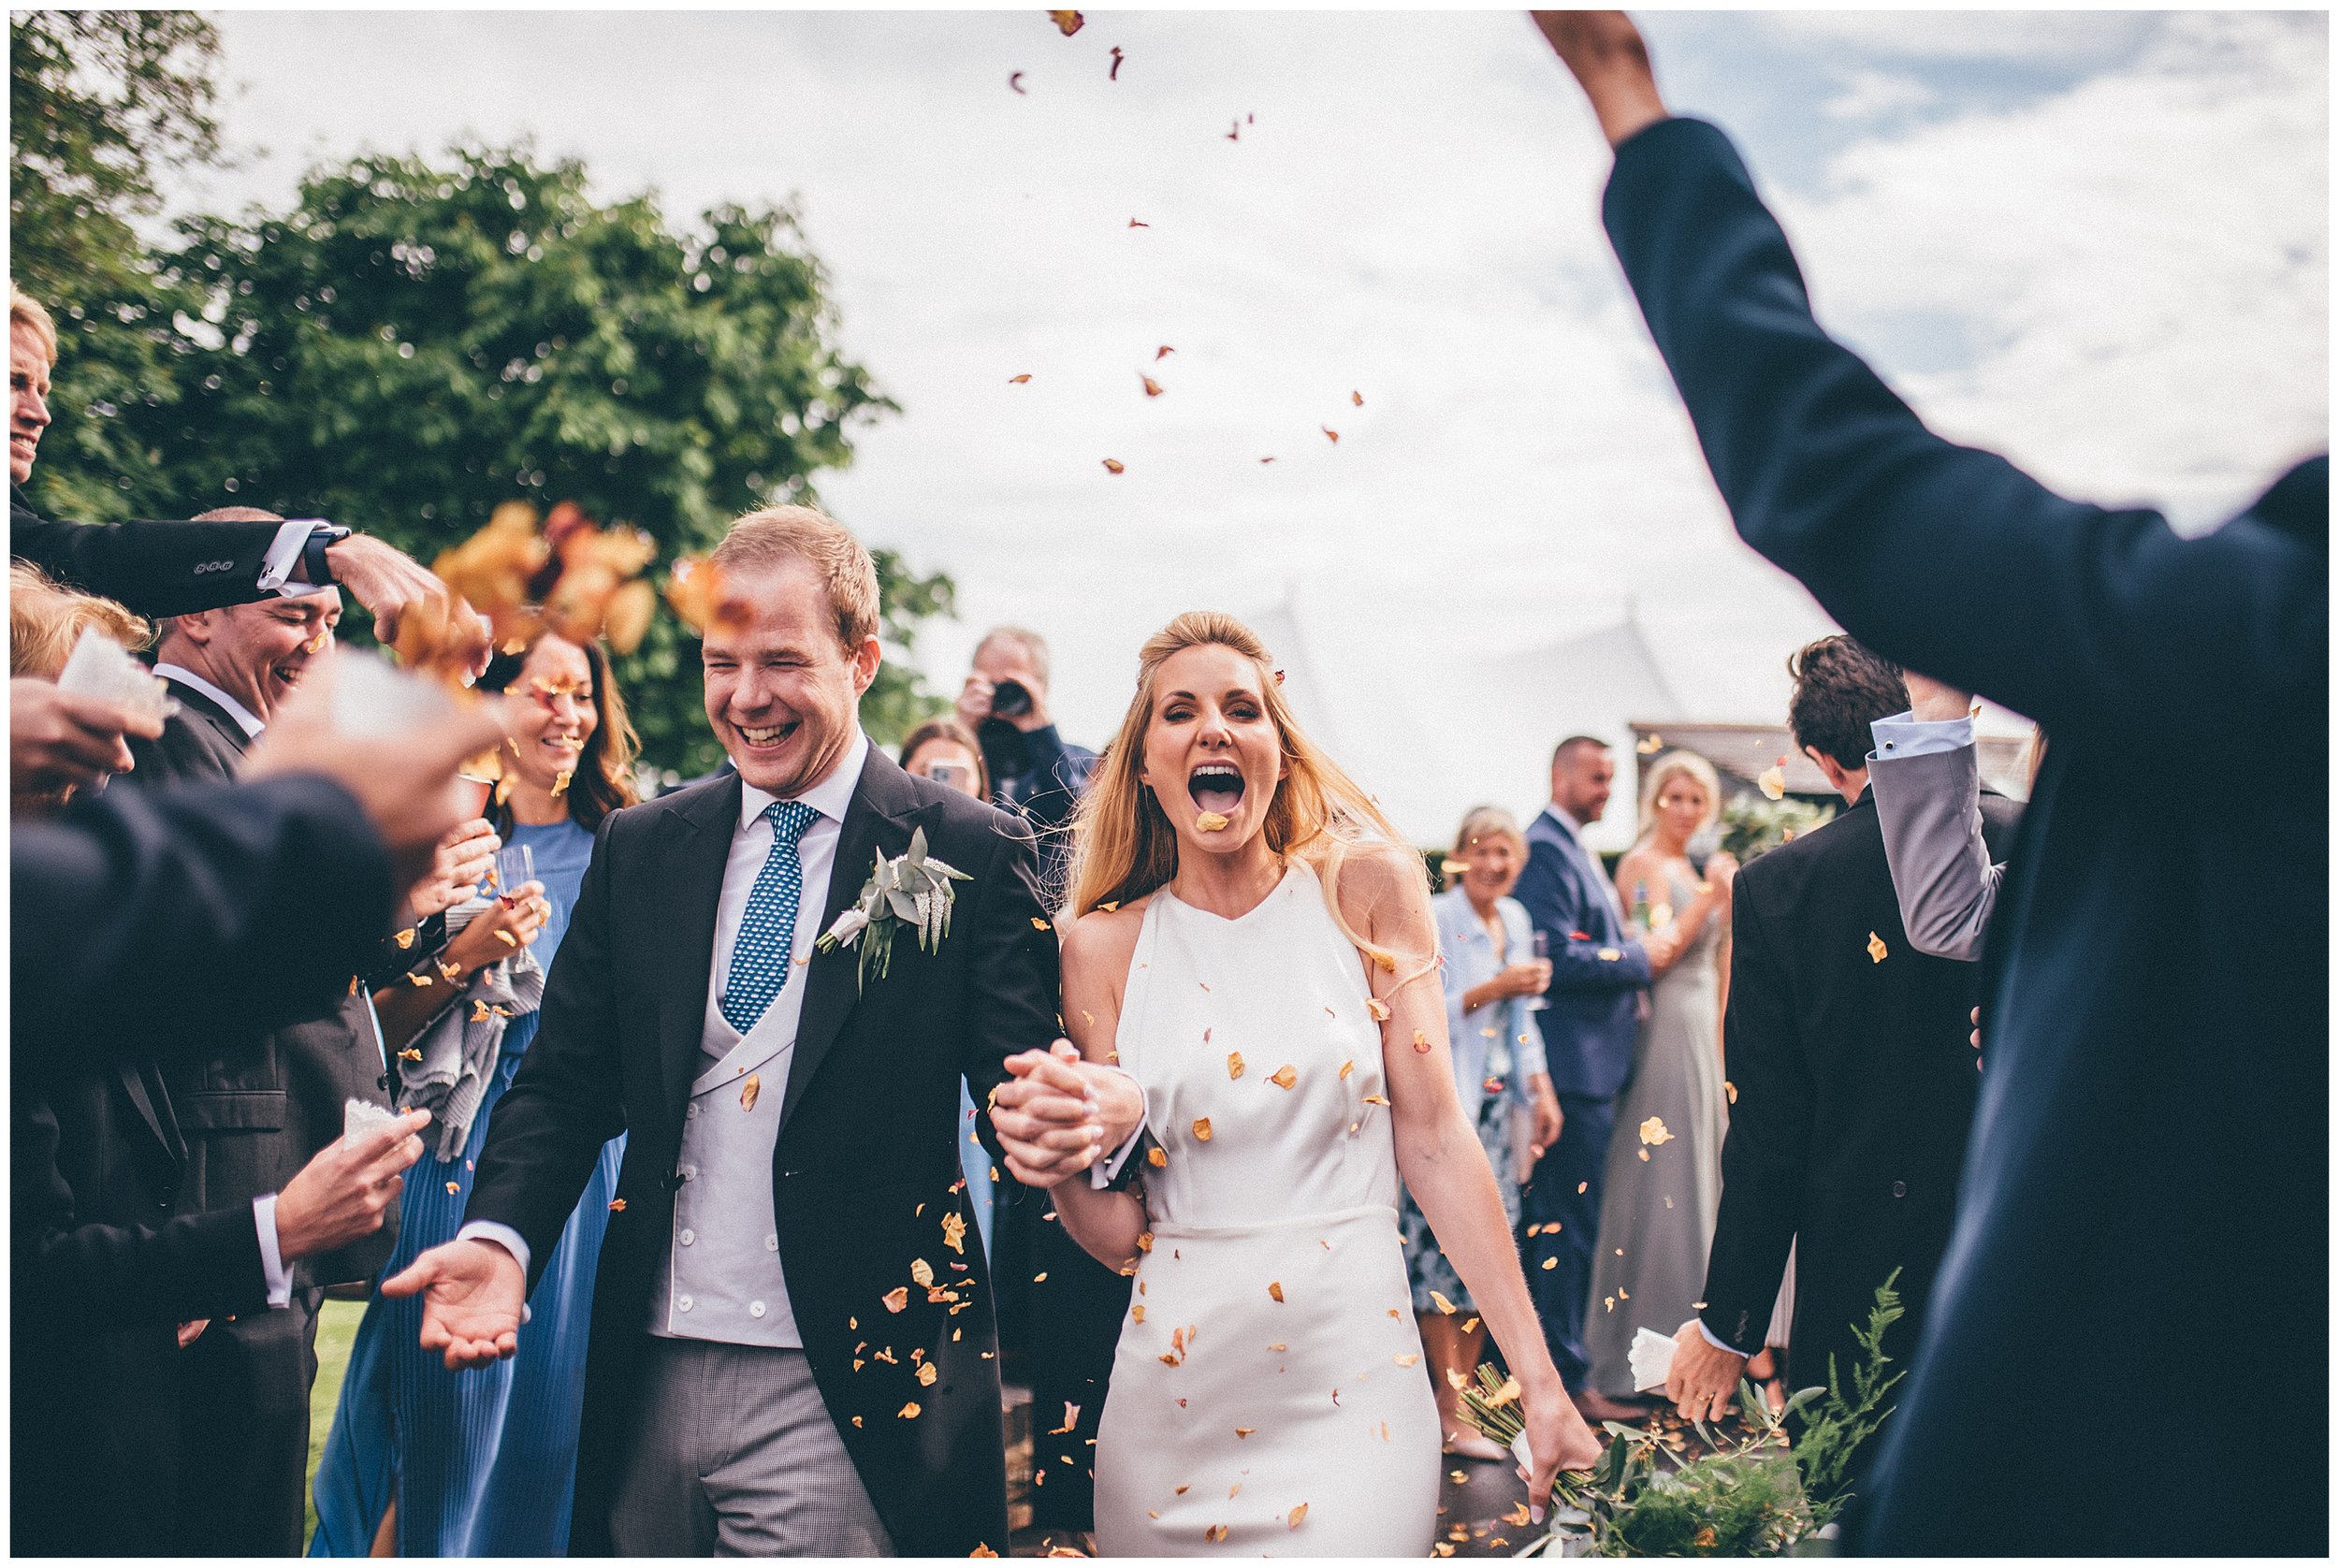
[306,1299,367,1550]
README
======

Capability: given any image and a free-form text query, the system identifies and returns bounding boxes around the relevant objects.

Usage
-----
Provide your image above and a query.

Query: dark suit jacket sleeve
[1600,117,2325,752]
[11,496,292,619]
[1698,871,1810,1355]
[954,812,1064,1187]
[464,812,631,1285]
[12,775,397,1062]
[1512,836,1651,997]
[15,1097,272,1335]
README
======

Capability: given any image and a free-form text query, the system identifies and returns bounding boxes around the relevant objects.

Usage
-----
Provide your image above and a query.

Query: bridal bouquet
[1460,1275,1908,1558]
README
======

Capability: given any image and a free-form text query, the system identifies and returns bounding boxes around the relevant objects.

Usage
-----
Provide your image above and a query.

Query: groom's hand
[994,1040,1115,1188]
[1532,10,1669,148]
[383,1237,526,1371]
[1666,1317,1748,1426]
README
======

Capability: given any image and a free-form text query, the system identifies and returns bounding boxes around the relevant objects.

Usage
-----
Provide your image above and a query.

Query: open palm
[382,1238,527,1371]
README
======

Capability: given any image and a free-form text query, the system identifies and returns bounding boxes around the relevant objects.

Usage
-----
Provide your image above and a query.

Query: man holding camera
[956,627,1096,900]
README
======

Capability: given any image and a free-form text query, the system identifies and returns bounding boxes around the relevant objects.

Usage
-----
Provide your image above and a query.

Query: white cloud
[1823,67,1939,122]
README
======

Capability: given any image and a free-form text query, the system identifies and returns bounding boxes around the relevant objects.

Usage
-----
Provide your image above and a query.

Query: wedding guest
[312,632,635,1556]
[956,626,1119,1542]
[7,284,485,653]
[1402,806,1561,1459]
[383,507,1140,1557]
[1541,17,2322,1547]
[899,718,1001,1256]
[1513,735,1685,1403]
[1580,750,1736,1413]
[109,510,390,1553]
[1662,639,2019,1517]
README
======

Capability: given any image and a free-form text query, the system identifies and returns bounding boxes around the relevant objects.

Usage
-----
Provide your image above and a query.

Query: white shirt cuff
[253,1194,292,1307]
[1089,1065,1151,1189]
[1869,709,1973,762]
[255,518,335,596]
[454,1222,534,1323]
[1696,1317,1751,1356]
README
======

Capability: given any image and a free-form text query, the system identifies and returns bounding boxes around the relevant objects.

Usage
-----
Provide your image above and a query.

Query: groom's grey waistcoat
[652,1014,798,1346]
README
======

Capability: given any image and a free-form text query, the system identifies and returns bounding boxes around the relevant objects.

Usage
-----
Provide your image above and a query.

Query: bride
[997,612,1598,1555]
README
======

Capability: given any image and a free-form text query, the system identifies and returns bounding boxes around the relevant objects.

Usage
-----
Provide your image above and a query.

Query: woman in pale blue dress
[310,633,637,1555]
[1400,806,1564,1458]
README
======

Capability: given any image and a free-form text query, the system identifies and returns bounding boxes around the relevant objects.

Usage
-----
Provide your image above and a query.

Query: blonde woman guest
[1402,806,1562,1459]
[1579,751,1736,1413]
[995,613,1601,1553]
[8,563,153,813]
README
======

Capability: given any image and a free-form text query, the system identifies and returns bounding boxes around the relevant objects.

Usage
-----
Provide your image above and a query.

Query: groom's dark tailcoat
[1604,116,2325,1552]
[467,748,1057,1557]
[1699,789,2020,1476]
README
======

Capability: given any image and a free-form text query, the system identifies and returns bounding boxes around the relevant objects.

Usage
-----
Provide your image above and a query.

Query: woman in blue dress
[310,632,637,1555]
[1399,806,1564,1459]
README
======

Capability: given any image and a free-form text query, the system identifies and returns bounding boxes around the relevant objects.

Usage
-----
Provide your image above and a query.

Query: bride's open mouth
[1189,762,1244,825]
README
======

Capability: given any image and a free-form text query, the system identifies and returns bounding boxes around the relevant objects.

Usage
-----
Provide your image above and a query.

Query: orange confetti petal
[1008,71,1026,95]
[1268,1281,1285,1302]
[740,1073,762,1111]
[1322,427,1340,443]
[1205,1526,1228,1544]
[1867,931,1890,963]
[1638,1115,1673,1147]
[1234,1427,1255,1438]
[883,1286,909,1314]
[394,927,417,950]
[1758,762,1788,801]
[1102,457,1126,474]
[1351,390,1364,407]
[1049,9,1083,36]
[1269,1065,1297,1089]
[1430,1290,1456,1315]
[1140,374,1164,397]
[1196,810,1229,832]
[1228,1052,1246,1080]
[1127,216,1148,228]
[1147,1146,1168,1169]
[898,1401,923,1419]
[1413,1029,1431,1054]
[1009,373,1032,384]
[1288,1503,1309,1529]
[1367,997,1392,1022]
[1155,345,1174,360]
[1395,1353,1420,1366]
[911,1257,935,1287]
[1192,1117,1213,1141]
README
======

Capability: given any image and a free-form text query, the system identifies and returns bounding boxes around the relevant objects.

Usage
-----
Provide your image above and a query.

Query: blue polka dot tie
[719,800,822,1036]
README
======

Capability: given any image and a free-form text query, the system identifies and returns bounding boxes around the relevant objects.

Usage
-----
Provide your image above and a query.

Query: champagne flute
[1526,930,1552,1011]
[491,842,534,903]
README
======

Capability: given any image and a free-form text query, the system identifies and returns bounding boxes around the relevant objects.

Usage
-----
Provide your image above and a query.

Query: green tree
[57,143,950,776]
[10,11,224,526]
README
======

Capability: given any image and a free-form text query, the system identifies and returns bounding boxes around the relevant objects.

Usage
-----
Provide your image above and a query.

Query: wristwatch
[301,523,352,587]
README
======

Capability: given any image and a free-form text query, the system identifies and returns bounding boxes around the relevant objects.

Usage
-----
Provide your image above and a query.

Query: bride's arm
[1001,907,1148,1275]
[1339,847,1601,1503]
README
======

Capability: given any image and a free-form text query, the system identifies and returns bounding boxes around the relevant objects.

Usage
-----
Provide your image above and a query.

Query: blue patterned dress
[309,818,625,1556]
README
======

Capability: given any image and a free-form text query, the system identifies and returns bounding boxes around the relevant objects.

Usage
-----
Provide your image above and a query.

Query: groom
[386,506,1138,1556]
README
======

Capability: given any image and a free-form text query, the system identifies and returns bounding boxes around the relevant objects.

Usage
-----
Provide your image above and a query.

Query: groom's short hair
[1787,634,1908,771]
[714,504,880,651]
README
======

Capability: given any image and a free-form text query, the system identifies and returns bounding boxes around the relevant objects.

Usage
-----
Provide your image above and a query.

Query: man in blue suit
[1513,735,1681,1413]
[1536,13,2325,1551]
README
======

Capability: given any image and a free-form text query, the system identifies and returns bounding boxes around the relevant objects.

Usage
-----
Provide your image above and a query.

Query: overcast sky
[177,7,2328,842]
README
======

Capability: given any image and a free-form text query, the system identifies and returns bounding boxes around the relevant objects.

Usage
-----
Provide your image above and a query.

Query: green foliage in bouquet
[1459,1273,1907,1557]
[1721,794,1837,864]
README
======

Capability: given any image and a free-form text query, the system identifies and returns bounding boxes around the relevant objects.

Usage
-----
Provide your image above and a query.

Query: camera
[990,678,1033,719]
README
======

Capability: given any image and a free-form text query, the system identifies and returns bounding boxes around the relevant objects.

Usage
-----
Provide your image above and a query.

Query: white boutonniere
[816,826,971,991]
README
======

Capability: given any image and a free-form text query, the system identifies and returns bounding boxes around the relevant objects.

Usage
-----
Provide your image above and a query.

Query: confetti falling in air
[1431,1290,1456,1315]
[1009,71,1027,94]
[1270,1065,1297,1089]
[1205,1526,1229,1544]
[1396,1353,1420,1366]
[1322,427,1341,443]
[883,1287,908,1314]
[1867,931,1890,963]
[1639,1115,1674,1147]
[1351,390,1364,407]
[1109,45,1124,80]
[1147,1146,1168,1169]
[898,1401,923,1419]
[740,1073,761,1111]
[1758,758,1788,800]
[1288,1503,1311,1528]
[917,1362,939,1387]
[1009,373,1032,384]
[1155,344,1174,360]
[1367,997,1391,1022]
[911,1257,936,1287]
[1192,1117,1213,1142]
[1338,1060,1356,1080]
[394,927,416,950]
[1101,457,1126,474]
[1049,9,1084,36]
[1127,216,1149,228]
[1228,1052,1246,1080]
[1235,1427,1255,1438]
[1725,1080,1738,1104]
[1268,1281,1285,1302]
[1638,733,1665,754]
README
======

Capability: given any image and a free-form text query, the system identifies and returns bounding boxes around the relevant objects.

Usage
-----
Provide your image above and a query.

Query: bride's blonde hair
[1066,611,1431,981]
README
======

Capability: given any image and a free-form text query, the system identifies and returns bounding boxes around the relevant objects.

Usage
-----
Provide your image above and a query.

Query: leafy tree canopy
[24,137,952,777]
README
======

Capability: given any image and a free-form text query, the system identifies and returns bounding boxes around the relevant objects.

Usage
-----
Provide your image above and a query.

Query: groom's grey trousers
[607,1338,894,1557]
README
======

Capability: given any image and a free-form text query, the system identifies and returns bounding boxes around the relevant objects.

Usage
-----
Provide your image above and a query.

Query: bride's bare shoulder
[1060,895,1152,980]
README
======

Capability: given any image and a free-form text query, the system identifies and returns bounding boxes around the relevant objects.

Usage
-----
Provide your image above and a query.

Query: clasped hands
[991,1040,1143,1190]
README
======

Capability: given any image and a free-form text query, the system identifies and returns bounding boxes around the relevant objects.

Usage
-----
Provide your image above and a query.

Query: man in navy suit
[1513,735,1682,1412]
[1537,13,2325,1551]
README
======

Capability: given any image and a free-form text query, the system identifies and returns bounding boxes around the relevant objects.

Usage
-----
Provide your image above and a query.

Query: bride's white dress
[1093,863,1440,1557]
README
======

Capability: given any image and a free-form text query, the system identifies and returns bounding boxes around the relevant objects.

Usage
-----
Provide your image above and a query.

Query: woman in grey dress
[1582,751,1736,1405]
